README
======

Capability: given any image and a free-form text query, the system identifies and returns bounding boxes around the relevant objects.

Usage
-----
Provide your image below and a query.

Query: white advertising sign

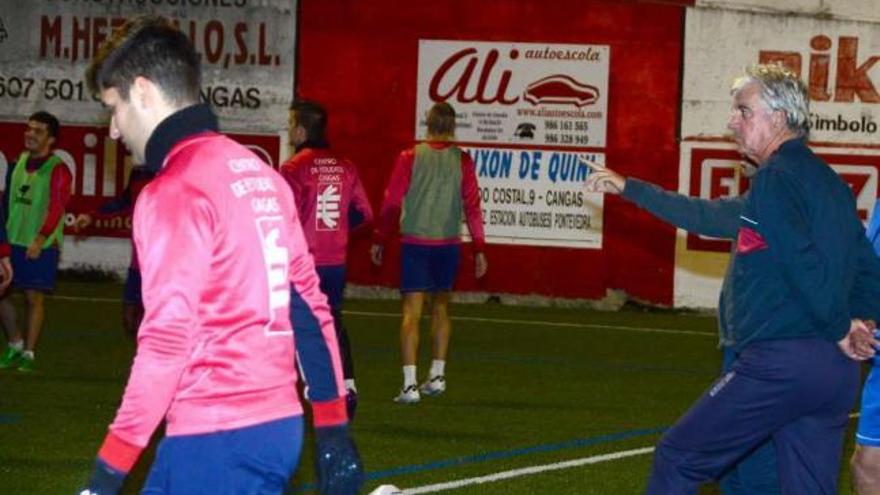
[0,0,295,133]
[463,147,604,249]
[417,39,610,148]
[683,8,880,145]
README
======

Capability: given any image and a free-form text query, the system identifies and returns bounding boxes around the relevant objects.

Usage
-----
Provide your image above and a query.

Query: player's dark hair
[86,15,200,105]
[426,102,456,137]
[29,111,60,140]
[290,100,328,143]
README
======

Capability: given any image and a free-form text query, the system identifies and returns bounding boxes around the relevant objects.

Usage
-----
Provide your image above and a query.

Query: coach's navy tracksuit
[624,181,780,494]
[643,139,880,494]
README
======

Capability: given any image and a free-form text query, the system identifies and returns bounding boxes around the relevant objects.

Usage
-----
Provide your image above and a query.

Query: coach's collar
[144,103,219,173]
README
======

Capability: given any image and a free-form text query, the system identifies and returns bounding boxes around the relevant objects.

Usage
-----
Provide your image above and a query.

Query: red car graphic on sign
[523,75,599,107]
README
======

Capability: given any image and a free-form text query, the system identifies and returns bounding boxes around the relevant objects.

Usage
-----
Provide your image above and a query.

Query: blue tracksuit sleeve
[622,178,744,239]
[867,202,880,251]
[850,204,880,321]
[849,234,880,322]
[751,168,849,337]
[289,285,344,402]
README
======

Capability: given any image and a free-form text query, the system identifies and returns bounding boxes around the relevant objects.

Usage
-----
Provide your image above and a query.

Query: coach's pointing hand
[582,157,626,194]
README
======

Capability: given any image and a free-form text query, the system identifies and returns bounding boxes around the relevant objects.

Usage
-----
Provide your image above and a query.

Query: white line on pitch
[345,310,715,337]
[48,295,715,337]
[401,447,656,494]
[400,413,864,494]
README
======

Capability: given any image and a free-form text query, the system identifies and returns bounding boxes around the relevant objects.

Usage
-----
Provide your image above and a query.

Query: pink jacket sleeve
[104,182,213,464]
[373,150,413,244]
[460,152,485,251]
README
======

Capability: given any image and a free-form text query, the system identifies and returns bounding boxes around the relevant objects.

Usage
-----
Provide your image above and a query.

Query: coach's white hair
[731,63,810,138]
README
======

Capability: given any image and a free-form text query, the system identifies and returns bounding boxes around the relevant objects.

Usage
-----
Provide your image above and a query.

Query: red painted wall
[296,0,684,305]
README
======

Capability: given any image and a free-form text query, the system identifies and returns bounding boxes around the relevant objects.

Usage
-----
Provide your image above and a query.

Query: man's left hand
[838,319,878,361]
[475,252,488,279]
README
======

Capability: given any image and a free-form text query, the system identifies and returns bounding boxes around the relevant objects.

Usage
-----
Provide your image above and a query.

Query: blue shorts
[400,243,460,293]
[10,245,58,292]
[142,415,303,495]
[857,359,880,446]
[122,267,142,305]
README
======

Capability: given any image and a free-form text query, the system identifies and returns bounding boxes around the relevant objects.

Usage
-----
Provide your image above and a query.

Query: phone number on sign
[0,76,97,102]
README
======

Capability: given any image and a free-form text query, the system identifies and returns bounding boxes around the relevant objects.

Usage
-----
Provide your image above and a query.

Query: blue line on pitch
[0,414,20,425]
[293,426,665,492]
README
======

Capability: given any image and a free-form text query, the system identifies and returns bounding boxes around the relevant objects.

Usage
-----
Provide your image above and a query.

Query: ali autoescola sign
[416,39,609,148]
[415,40,609,250]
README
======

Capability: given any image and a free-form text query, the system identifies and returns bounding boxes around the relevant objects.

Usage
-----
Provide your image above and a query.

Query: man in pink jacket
[281,100,373,418]
[79,16,362,495]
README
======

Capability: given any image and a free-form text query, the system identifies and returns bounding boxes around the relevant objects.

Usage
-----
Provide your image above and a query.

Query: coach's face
[727,82,781,165]
[101,86,150,165]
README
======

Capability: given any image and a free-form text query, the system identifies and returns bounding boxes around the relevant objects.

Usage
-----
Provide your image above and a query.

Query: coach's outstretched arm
[583,158,743,239]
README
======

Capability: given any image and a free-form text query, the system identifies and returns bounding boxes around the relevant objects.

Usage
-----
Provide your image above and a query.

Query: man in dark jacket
[586,160,780,494]
[591,63,880,494]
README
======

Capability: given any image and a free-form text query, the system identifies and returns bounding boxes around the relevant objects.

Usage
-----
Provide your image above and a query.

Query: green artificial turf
[0,281,861,493]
